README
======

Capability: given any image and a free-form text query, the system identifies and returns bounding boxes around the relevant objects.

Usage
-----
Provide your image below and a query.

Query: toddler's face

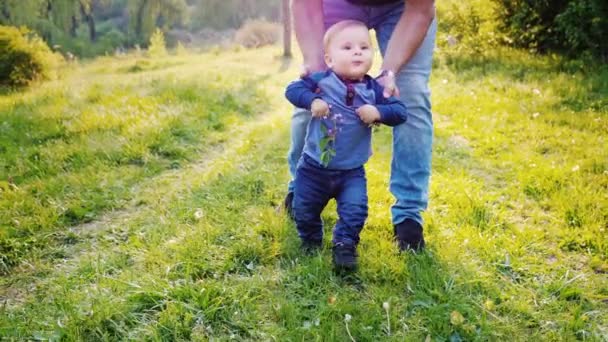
[325,26,373,80]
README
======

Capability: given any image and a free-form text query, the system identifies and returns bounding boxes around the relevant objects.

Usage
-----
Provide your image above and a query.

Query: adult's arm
[291,0,326,73]
[379,0,435,96]
[381,0,435,74]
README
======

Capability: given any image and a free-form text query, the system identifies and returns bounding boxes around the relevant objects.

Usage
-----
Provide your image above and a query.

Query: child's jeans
[293,154,368,246]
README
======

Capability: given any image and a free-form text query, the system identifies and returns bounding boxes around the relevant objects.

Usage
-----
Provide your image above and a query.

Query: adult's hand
[380,0,435,96]
[300,63,327,78]
[376,70,400,98]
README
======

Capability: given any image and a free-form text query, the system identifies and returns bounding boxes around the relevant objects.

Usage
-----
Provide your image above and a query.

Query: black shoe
[300,239,322,254]
[284,192,294,219]
[394,219,425,252]
[332,243,358,270]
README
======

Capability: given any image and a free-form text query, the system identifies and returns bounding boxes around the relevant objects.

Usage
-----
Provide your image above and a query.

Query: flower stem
[345,321,356,342]
[386,308,391,336]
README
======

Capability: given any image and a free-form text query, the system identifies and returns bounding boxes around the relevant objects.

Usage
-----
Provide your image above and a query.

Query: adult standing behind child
[285,0,436,252]
[285,20,408,270]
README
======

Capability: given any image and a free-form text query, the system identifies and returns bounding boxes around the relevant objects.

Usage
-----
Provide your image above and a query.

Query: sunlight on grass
[1,46,606,340]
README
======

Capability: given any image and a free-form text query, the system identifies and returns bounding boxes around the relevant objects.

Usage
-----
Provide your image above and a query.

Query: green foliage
[493,0,608,59]
[0,0,281,59]
[189,0,279,31]
[0,1,46,28]
[436,0,501,56]
[0,25,60,87]
[52,27,126,58]
[554,0,608,60]
[148,28,167,57]
[128,0,188,45]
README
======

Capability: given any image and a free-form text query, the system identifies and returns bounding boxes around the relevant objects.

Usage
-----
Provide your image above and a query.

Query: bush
[493,0,607,60]
[234,19,280,49]
[436,0,502,56]
[0,25,61,87]
[555,0,607,60]
[148,28,167,58]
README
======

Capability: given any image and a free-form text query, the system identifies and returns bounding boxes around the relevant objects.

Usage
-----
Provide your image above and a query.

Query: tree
[52,0,98,41]
[0,0,48,29]
[79,0,97,41]
[282,0,291,57]
[129,0,188,44]
[189,0,280,31]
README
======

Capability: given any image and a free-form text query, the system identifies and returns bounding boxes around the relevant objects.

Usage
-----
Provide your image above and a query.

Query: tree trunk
[70,15,78,37]
[1,3,11,21]
[282,0,292,57]
[80,2,96,42]
[87,14,96,41]
[135,0,149,40]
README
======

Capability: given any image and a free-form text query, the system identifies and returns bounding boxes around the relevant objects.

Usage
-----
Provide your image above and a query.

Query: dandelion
[344,314,356,342]
[383,302,391,336]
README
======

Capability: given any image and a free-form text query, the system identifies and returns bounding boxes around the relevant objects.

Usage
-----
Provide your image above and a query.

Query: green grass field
[0,45,606,341]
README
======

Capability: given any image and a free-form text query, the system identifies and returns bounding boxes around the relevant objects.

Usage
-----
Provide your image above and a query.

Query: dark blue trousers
[293,154,368,246]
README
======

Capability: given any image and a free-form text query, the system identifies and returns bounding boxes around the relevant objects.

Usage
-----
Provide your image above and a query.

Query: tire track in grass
[0,88,292,311]
[0,109,292,339]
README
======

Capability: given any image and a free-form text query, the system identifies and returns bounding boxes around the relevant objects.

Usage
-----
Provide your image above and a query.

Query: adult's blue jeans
[287,0,437,225]
[293,155,368,246]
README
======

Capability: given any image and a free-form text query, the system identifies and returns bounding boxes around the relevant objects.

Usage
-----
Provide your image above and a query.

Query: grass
[0,44,606,341]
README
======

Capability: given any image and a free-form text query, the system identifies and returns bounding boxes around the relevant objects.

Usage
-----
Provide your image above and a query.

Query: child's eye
[343,45,351,50]
[361,46,369,50]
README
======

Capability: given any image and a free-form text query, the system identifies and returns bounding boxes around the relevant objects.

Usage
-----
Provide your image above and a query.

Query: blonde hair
[323,20,369,51]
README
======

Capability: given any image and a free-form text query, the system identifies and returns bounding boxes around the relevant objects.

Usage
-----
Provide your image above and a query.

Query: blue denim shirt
[285,70,407,169]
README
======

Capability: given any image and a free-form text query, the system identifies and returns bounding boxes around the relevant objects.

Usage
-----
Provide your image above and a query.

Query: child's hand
[311,99,330,118]
[356,104,381,124]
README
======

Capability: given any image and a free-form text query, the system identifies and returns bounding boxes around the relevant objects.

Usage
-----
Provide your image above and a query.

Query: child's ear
[324,53,333,68]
